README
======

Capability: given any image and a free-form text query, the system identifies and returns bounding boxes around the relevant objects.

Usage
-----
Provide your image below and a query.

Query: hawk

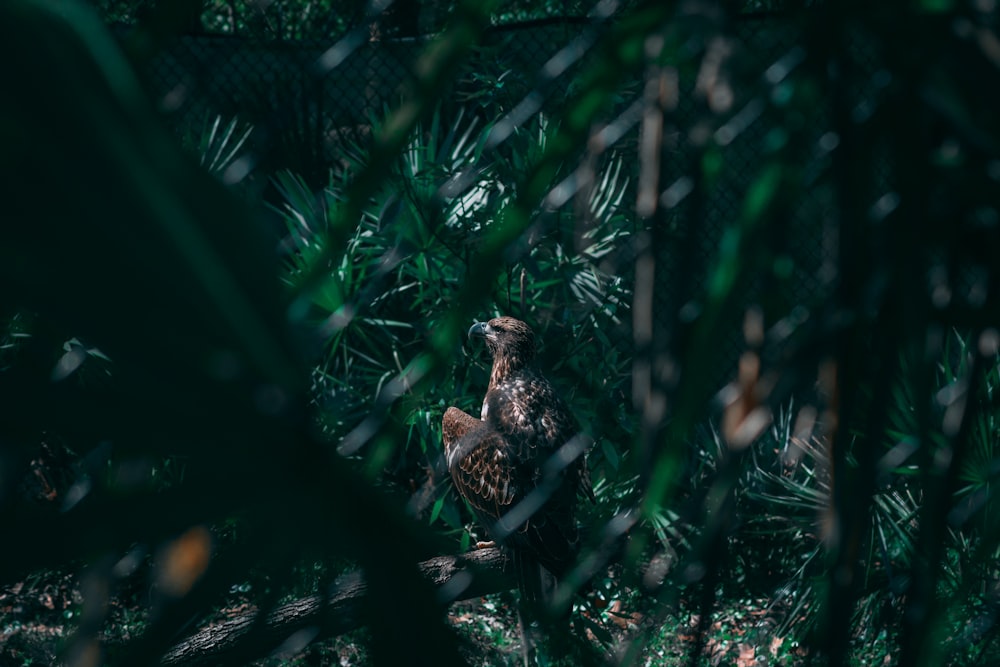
[442,316,594,603]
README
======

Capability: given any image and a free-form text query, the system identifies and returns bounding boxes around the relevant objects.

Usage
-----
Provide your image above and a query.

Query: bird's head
[469,316,536,374]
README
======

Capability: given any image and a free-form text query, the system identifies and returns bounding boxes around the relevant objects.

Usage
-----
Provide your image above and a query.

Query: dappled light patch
[156,526,213,599]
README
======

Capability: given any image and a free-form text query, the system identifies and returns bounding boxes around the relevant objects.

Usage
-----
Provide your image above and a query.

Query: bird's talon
[475,540,496,549]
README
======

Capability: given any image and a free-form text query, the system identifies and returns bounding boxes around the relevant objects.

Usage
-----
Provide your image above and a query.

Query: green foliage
[199,0,360,39]
[689,333,1000,663]
[6,0,1000,665]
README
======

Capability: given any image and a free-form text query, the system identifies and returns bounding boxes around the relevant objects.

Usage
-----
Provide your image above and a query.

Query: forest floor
[1,570,810,666]
[2,441,812,666]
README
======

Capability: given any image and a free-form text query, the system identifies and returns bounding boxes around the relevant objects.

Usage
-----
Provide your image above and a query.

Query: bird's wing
[442,406,480,447]
[442,407,518,522]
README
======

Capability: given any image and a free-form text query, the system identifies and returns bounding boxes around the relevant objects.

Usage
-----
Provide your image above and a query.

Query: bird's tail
[511,550,562,616]
[512,550,578,665]
[511,549,545,606]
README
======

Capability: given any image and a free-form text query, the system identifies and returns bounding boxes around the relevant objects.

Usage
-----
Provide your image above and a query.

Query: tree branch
[158,547,511,667]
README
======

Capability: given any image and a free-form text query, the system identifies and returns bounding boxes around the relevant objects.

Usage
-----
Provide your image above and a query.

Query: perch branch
[158,547,511,666]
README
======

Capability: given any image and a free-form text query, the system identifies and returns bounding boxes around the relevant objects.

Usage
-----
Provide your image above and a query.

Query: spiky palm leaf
[198,114,253,177]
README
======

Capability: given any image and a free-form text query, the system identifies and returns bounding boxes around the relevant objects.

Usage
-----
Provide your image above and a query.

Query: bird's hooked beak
[468,321,489,339]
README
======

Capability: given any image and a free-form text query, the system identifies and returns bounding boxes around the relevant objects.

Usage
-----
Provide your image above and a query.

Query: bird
[442,316,594,606]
